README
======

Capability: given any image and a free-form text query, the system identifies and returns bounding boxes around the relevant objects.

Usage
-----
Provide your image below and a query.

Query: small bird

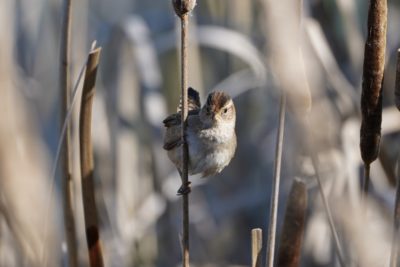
[163,87,237,194]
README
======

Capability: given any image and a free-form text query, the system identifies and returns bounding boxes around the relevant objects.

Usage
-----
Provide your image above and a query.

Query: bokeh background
[1,0,400,266]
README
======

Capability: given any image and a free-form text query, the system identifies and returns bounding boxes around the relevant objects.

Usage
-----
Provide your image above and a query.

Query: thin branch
[79,46,103,267]
[266,93,286,267]
[59,0,78,266]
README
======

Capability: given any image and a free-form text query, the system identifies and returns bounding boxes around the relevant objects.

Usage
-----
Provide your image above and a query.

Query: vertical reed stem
[181,13,190,267]
[171,2,196,266]
[79,47,104,267]
[59,0,78,266]
[390,49,400,267]
[390,158,400,267]
[362,164,370,201]
[252,228,263,267]
[266,93,286,267]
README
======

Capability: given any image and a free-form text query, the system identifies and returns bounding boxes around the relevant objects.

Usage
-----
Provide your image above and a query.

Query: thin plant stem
[172,2,197,266]
[42,58,87,267]
[310,153,346,267]
[59,0,78,266]
[79,47,103,267]
[362,164,370,202]
[252,228,263,267]
[390,49,400,267]
[180,13,190,267]
[266,93,286,267]
[390,155,400,267]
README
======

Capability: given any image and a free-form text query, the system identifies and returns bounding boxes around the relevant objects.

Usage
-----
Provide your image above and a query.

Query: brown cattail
[395,49,400,111]
[172,0,196,18]
[360,0,387,165]
[277,178,308,267]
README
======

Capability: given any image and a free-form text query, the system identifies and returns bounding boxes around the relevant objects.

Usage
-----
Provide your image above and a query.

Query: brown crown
[206,91,232,111]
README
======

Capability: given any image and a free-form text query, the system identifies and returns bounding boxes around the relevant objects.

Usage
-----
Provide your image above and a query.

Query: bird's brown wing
[163,137,182,150]
[162,110,201,151]
[163,120,182,150]
[163,113,181,127]
[163,87,201,151]
[162,110,200,127]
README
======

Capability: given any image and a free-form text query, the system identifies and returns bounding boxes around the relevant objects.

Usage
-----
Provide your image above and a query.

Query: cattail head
[360,0,387,165]
[277,178,307,267]
[172,0,196,18]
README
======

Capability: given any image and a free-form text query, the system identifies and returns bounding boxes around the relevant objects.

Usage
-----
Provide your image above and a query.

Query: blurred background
[1,0,400,266]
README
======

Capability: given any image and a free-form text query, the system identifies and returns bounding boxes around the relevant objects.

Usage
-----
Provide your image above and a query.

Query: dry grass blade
[360,0,387,198]
[277,178,307,267]
[59,0,78,266]
[79,46,103,267]
[266,94,286,267]
[251,228,262,267]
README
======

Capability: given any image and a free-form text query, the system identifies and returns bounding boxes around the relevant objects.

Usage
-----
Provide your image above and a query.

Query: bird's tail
[178,87,201,112]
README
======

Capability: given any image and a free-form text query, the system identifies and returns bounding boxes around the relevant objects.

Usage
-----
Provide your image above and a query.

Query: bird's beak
[211,113,216,121]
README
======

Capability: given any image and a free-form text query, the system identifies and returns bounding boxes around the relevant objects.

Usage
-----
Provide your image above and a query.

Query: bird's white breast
[186,123,235,176]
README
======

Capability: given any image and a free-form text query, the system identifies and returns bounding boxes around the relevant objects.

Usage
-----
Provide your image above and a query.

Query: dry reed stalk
[266,93,286,267]
[172,1,196,266]
[79,47,103,267]
[390,49,400,267]
[360,0,387,198]
[277,178,307,267]
[43,56,87,267]
[59,0,78,266]
[251,228,262,267]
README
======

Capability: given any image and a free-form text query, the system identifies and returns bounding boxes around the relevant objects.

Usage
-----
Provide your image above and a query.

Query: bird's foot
[177,181,192,195]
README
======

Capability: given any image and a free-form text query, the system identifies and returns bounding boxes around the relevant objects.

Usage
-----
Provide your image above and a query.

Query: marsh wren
[163,87,237,194]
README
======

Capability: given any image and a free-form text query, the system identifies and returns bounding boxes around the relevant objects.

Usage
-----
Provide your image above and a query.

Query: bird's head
[200,91,236,128]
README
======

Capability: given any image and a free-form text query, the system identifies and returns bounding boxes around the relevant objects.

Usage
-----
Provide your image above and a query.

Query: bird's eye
[223,108,228,114]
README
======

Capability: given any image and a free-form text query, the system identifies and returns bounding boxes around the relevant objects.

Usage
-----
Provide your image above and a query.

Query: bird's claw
[177,181,192,195]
